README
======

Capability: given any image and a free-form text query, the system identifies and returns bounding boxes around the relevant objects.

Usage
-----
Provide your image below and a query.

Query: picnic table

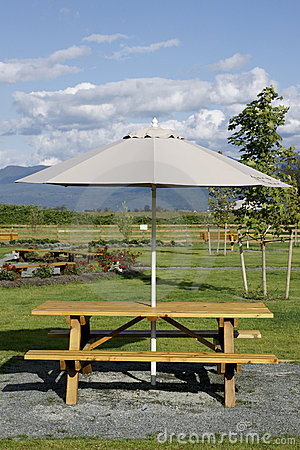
[24,300,278,407]
[13,248,100,262]
[8,262,75,277]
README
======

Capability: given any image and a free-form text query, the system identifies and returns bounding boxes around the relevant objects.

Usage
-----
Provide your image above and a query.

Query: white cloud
[209,53,251,72]
[83,33,128,44]
[0,149,22,167]
[4,66,300,164]
[280,85,300,139]
[8,67,271,138]
[109,38,180,59]
[0,46,91,84]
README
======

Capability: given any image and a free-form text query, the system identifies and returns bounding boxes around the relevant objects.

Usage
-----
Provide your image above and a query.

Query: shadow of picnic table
[1,355,225,405]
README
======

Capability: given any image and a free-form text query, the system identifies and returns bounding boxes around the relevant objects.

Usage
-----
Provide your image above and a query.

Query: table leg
[223,319,235,407]
[66,317,81,405]
[81,318,92,375]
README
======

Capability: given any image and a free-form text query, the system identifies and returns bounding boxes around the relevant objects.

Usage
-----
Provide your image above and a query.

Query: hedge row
[0,204,209,225]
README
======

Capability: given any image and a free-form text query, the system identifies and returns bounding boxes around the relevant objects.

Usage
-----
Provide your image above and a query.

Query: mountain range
[0,165,209,211]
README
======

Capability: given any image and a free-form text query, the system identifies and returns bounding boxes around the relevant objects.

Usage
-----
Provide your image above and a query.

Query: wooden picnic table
[13,248,100,262]
[8,262,75,277]
[25,300,277,407]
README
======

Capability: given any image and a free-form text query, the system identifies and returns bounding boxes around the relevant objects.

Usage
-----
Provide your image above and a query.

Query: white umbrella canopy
[16,122,290,189]
[16,118,290,385]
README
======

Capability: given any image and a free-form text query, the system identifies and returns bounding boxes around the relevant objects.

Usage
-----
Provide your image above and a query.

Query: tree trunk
[285,230,294,299]
[216,227,220,254]
[238,230,248,294]
[224,223,227,256]
[261,236,267,297]
[208,224,212,256]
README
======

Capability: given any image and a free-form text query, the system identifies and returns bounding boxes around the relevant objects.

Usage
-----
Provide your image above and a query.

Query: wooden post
[224,319,235,407]
[216,227,220,254]
[295,225,298,247]
[230,237,234,252]
[238,230,248,294]
[224,223,227,256]
[246,229,249,250]
[285,230,294,299]
[81,318,92,375]
[208,224,212,256]
[261,235,267,297]
[66,317,81,405]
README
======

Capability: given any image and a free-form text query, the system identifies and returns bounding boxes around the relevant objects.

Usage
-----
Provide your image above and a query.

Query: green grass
[0,436,298,449]
[138,242,300,268]
[0,245,299,364]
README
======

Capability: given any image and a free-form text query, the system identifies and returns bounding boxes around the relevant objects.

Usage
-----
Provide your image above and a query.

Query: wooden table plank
[31,301,274,318]
[25,349,278,364]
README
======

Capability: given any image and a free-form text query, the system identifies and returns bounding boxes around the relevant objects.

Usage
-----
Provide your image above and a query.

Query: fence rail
[0,223,297,244]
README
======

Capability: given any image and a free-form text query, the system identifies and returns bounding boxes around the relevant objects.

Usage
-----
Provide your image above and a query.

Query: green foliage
[32,265,54,278]
[93,214,114,225]
[0,264,16,280]
[228,85,300,235]
[96,246,142,273]
[0,203,210,227]
[113,201,134,241]
[208,187,236,226]
[280,152,300,192]
[88,239,107,247]
[228,86,289,164]
[64,264,81,275]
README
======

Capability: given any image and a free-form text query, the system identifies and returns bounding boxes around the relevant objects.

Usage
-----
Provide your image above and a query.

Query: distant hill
[0,165,209,211]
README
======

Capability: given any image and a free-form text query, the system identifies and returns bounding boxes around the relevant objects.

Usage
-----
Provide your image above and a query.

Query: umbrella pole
[151,185,157,385]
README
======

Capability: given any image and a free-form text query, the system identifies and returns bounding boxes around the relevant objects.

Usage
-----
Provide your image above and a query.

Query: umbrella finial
[151,117,158,128]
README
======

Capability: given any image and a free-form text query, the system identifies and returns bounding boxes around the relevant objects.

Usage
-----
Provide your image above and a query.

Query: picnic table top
[31,300,274,318]
[13,248,98,256]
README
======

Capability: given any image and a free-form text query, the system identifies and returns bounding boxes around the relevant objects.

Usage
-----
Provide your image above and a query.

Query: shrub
[75,260,97,273]
[96,246,142,273]
[32,265,54,278]
[88,239,107,247]
[65,264,81,275]
[0,264,17,280]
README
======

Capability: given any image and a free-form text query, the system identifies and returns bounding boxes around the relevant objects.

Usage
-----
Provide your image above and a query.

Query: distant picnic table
[13,248,100,262]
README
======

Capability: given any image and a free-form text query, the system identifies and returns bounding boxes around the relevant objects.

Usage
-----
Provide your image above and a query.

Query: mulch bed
[0,271,116,288]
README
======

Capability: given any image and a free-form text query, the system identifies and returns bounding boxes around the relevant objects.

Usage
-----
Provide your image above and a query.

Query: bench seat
[47,329,261,339]
[25,349,278,364]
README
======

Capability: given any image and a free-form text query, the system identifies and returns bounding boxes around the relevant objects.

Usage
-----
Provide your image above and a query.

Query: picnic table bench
[13,248,100,262]
[0,232,18,241]
[24,301,277,407]
[200,231,238,250]
[6,262,75,277]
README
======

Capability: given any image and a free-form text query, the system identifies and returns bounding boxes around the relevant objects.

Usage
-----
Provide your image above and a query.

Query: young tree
[30,205,44,233]
[228,85,300,295]
[208,186,235,254]
[113,201,134,241]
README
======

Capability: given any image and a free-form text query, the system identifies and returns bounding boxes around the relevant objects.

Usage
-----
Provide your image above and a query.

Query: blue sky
[0,0,299,168]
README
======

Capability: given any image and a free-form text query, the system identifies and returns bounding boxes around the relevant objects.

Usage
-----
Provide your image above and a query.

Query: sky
[0,0,300,169]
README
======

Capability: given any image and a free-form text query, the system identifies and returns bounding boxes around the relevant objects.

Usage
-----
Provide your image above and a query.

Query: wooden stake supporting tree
[237,230,248,294]
[285,230,294,299]
[208,184,236,256]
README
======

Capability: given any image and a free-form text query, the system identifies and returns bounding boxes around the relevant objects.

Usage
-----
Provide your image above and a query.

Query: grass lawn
[0,436,299,449]
[0,243,299,364]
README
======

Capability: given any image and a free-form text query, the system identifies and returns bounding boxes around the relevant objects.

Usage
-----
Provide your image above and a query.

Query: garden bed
[0,271,116,288]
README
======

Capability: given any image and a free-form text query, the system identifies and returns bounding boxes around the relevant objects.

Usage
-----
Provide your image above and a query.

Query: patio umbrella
[16,118,290,384]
